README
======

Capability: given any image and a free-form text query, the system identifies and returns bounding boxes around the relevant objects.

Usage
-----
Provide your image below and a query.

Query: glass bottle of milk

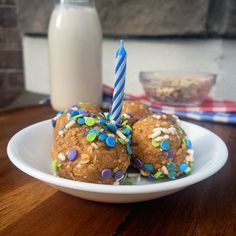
[48,0,102,111]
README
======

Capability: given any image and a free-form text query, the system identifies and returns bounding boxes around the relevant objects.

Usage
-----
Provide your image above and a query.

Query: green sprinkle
[52,160,58,171]
[85,117,95,126]
[126,125,132,131]
[73,114,84,119]
[86,133,97,142]
[113,166,119,173]
[152,139,160,147]
[185,167,192,174]
[122,120,128,126]
[118,137,126,145]
[153,171,164,179]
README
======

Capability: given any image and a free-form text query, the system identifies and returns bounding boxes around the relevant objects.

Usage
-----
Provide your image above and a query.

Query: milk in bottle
[48,0,102,111]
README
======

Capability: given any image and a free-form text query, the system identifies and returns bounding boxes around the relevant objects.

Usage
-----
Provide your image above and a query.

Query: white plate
[7,120,228,203]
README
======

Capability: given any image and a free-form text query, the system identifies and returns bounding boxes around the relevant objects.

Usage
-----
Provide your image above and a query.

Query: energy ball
[122,100,152,125]
[78,102,101,115]
[131,114,194,180]
[51,107,132,185]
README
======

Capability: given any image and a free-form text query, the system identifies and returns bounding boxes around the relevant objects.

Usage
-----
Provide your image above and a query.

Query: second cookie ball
[131,114,194,180]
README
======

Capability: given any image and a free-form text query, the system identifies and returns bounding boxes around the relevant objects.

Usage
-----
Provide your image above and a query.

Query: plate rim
[7,120,228,194]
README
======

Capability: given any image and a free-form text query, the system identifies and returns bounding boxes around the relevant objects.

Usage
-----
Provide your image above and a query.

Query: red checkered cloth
[103,85,236,113]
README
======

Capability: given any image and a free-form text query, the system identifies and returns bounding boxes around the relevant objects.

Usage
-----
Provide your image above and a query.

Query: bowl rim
[139,71,217,83]
[7,120,228,195]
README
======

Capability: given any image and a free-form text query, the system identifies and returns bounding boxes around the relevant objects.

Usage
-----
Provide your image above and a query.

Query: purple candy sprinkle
[67,149,78,161]
[67,109,74,114]
[134,158,143,168]
[101,169,112,179]
[81,111,89,117]
[51,119,56,127]
[130,157,136,166]
[168,152,174,158]
[90,113,97,117]
[147,175,155,181]
[114,170,124,180]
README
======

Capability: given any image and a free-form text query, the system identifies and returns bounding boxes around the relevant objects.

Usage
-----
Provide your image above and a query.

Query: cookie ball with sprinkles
[121,100,152,125]
[51,105,132,185]
[131,114,194,180]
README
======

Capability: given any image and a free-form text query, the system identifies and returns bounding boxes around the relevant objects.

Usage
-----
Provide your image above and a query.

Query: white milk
[48,1,102,111]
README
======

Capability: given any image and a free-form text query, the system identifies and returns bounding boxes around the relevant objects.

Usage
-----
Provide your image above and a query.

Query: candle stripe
[113,79,125,102]
[114,63,126,87]
[112,91,125,120]
[115,55,126,73]
[112,85,125,114]
[113,70,126,98]
[113,95,124,121]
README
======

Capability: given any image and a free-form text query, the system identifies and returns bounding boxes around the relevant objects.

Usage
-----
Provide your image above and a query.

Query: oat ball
[78,102,101,115]
[131,114,194,180]
[51,107,132,185]
[121,100,152,125]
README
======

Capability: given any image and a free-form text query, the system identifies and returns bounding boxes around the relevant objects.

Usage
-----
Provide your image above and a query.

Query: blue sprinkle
[167,171,176,179]
[160,140,171,151]
[77,117,85,125]
[186,139,192,149]
[100,119,108,130]
[88,128,99,135]
[167,162,176,171]
[106,136,116,148]
[77,109,84,114]
[144,163,154,172]
[123,128,131,136]
[126,143,132,155]
[98,132,107,141]
[107,123,118,133]
[71,110,80,117]
[179,163,188,172]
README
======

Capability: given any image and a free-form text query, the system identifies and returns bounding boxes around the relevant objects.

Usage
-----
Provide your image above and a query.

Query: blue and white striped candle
[111,40,127,123]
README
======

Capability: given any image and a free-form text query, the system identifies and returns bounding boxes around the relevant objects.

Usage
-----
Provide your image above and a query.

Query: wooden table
[0,105,235,236]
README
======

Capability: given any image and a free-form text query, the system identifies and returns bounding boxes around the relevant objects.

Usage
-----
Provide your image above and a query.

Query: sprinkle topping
[87,133,97,142]
[52,160,58,171]
[77,117,85,125]
[144,163,154,172]
[98,132,107,141]
[58,153,66,161]
[67,149,78,161]
[160,140,171,151]
[106,136,116,148]
[114,170,124,180]
[179,162,188,172]
[85,117,95,126]
[101,169,112,179]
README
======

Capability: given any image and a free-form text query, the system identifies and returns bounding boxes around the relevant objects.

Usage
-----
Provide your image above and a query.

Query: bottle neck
[60,0,94,7]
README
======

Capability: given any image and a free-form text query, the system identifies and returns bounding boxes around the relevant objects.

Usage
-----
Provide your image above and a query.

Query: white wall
[23,36,236,101]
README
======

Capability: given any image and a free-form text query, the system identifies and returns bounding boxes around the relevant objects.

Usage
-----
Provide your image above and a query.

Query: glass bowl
[140,71,216,106]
